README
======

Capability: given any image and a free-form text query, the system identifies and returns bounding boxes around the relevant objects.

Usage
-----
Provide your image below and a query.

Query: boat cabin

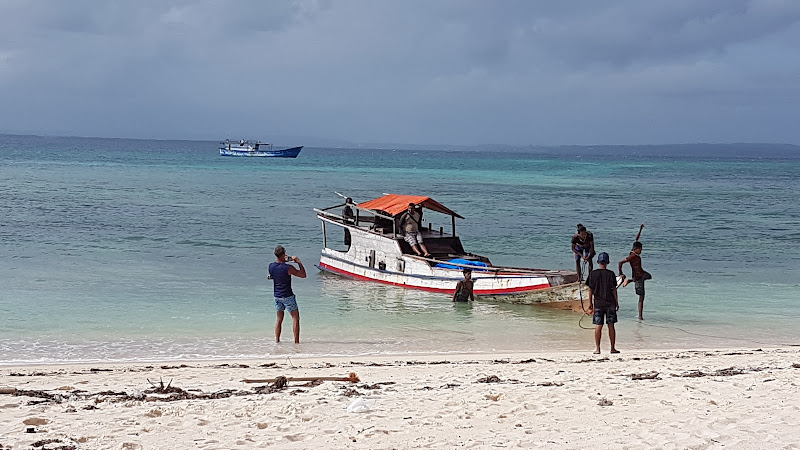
[222,139,271,150]
[315,194,490,266]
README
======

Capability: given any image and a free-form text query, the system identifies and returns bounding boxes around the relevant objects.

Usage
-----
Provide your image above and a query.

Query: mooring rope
[577,259,594,329]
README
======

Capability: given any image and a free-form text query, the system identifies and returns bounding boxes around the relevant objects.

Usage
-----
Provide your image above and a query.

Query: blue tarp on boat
[434,259,490,270]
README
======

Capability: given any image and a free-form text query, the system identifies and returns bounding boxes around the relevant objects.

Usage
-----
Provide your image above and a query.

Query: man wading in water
[452,268,475,302]
[619,223,651,321]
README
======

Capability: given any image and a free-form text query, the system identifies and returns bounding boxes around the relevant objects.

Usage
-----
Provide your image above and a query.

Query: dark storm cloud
[1,0,799,145]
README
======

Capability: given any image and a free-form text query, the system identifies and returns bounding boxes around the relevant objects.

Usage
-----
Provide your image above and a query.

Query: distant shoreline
[2,132,798,156]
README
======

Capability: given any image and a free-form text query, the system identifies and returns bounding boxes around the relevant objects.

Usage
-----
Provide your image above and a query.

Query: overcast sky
[1,0,799,145]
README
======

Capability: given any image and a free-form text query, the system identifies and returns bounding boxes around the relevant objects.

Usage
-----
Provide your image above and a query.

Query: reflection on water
[319,272,447,314]
[313,271,595,352]
[318,272,574,318]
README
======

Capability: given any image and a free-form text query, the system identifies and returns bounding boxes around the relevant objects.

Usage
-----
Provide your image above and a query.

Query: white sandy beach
[1,348,799,449]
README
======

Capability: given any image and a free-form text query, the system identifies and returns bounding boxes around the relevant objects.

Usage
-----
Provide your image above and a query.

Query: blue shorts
[275,295,298,312]
[592,307,618,325]
[574,245,595,261]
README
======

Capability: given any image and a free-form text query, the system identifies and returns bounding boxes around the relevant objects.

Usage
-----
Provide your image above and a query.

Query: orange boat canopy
[357,194,464,219]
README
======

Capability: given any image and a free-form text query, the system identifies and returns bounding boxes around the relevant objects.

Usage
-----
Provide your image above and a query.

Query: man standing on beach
[587,252,619,354]
[619,223,651,320]
[268,245,306,343]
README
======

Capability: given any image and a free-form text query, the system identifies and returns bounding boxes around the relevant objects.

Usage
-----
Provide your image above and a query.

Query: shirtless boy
[619,223,651,320]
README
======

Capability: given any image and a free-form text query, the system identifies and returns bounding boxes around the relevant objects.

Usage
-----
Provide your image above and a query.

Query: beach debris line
[598,398,614,406]
[242,372,360,384]
[7,373,361,406]
[630,371,661,380]
[159,364,191,370]
[670,367,753,378]
[477,375,502,383]
[147,377,182,394]
[359,382,395,390]
[30,438,71,449]
[254,376,289,394]
[340,386,363,397]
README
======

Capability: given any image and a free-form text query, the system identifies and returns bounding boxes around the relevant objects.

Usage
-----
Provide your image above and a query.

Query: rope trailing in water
[638,321,798,347]
[577,259,594,329]
[574,254,797,346]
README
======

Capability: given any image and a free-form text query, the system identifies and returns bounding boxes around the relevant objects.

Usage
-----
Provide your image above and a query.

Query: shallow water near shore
[1,135,799,364]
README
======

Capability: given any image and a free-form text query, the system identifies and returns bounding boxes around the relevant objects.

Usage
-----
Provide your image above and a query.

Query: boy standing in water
[452,268,475,302]
[619,223,651,320]
[587,252,619,354]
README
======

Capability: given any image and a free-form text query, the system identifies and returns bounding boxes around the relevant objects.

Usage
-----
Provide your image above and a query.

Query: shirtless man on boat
[401,203,431,257]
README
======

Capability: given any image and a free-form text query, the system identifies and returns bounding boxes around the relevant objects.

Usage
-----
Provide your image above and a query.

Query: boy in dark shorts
[587,252,619,354]
[619,223,651,320]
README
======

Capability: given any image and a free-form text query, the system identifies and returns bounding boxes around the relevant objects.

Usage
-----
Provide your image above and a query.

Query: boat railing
[316,204,395,221]
[314,208,350,222]
[316,210,393,239]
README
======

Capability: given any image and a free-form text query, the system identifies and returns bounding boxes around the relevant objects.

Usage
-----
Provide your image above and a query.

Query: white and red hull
[317,219,587,310]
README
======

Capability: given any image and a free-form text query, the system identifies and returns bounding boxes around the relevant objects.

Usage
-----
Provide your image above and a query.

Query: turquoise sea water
[1,135,799,364]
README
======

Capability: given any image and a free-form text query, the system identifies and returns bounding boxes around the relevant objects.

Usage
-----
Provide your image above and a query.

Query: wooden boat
[219,139,303,157]
[314,194,588,311]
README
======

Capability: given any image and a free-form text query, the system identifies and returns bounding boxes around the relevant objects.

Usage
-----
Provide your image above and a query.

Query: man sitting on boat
[400,202,431,257]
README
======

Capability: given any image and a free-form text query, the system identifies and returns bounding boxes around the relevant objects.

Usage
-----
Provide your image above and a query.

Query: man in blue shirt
[268,245,307,343]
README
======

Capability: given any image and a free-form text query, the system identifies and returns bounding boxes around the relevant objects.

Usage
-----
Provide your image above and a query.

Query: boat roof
[357,194,464,219]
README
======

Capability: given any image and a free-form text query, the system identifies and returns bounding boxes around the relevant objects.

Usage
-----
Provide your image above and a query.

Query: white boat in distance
[315,194,588,311]
[219,139,303,157]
